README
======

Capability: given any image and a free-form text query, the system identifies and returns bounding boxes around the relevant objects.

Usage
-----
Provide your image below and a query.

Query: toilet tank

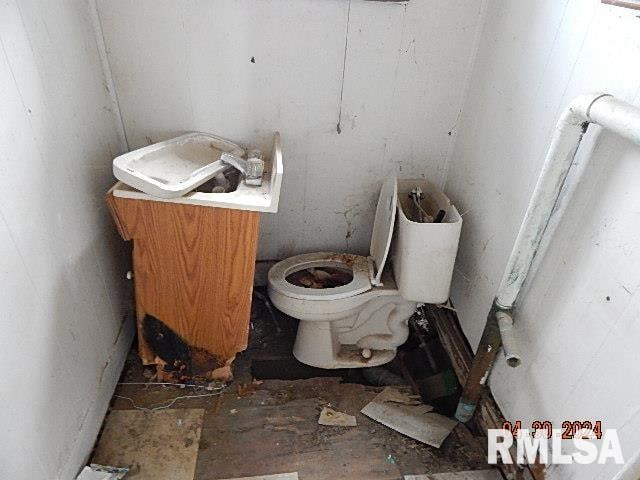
[392,179,462,304]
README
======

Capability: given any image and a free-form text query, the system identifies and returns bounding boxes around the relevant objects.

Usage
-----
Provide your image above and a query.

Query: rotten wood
[106,191,260,381]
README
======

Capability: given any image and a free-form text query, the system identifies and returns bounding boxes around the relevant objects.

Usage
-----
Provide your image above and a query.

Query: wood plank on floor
[195,396,400,480]
[110,359,490,479]
[91,408,205,480]
[194,378,488,480]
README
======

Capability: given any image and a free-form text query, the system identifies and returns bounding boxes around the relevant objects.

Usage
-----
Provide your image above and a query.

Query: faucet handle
[220,151,264,187]
[245,150,264,186]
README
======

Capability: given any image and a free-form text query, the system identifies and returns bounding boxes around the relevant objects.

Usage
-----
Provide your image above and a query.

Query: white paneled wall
[96,0,485,259]
[2,0,639,478]
[0,1,131,479]
[446,1,640,478]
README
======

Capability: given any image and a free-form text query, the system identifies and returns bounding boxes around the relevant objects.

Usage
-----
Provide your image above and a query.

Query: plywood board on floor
[91,408,205,480]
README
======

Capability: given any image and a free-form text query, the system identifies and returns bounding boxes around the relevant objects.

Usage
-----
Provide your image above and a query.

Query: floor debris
[194,378,405,479]
[219,474,299,480]
[361,387,458,448]
[76,465,128,480]
[237,379,264,397]
[317,406,357,426]
[76,467,110,480]
[404,471,502,480]
[92,465,129,479]
[104,312,490,479]
[374,386,422,405]
[91,408,204,480]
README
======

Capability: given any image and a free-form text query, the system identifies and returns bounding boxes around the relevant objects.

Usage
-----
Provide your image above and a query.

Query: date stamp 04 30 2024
[487,420,625,466]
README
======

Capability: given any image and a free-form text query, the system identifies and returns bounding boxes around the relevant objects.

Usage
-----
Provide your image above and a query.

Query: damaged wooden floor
[94,292,493,480]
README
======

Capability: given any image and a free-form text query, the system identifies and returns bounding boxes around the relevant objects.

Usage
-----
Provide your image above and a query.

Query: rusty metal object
[427,303,531,479]
[454,301,505,423]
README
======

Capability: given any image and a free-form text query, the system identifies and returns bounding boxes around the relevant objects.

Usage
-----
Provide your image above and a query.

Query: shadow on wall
[0,1,132,478]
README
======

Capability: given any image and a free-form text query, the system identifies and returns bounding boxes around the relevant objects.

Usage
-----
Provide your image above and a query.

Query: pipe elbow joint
[495,310,521,368]
[563,92,612,125]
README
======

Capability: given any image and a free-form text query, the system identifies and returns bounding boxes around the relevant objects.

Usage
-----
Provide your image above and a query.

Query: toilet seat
[268,252,373,301]
[269,177,398,304]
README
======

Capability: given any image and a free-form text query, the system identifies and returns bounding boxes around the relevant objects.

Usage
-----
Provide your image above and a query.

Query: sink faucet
[220,151,264,186]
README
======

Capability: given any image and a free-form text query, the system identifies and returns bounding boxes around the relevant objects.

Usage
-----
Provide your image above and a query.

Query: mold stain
[334,205,358,247]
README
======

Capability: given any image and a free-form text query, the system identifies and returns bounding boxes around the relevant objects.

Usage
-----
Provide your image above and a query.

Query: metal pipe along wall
[455,93,640,423]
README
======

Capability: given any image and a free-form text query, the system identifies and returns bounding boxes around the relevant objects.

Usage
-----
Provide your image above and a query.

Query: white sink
[112,132,245,199]
[110,132,283,213]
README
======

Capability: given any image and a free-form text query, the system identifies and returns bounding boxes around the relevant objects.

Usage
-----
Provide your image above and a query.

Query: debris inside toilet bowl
[285,267,353,289]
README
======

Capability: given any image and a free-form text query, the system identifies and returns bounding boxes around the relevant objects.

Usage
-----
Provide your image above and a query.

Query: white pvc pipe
[495,311,521,367]
[496,93,640,310]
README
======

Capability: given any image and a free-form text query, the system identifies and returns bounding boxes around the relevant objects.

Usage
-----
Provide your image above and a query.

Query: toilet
[268,177,462,369]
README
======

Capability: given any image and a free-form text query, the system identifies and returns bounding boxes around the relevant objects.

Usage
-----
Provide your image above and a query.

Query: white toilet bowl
[268,252,416,368]
[267,177,462,369]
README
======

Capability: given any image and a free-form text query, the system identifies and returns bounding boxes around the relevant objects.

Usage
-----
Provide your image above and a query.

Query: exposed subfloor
[95,293,493,480]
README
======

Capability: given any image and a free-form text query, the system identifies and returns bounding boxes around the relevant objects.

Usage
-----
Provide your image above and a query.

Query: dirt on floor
[97,291,492,480]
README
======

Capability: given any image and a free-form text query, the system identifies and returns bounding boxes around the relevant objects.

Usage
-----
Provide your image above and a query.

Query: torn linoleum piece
[361,387,457,448]
[318,407,357,427]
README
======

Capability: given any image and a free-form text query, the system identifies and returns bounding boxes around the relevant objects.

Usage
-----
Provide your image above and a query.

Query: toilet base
[292,295,416,369]
[293,328,396,369]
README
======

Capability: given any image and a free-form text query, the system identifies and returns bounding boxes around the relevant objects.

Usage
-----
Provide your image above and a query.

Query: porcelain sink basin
[109,132,283,213]
[112,132,245,199]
